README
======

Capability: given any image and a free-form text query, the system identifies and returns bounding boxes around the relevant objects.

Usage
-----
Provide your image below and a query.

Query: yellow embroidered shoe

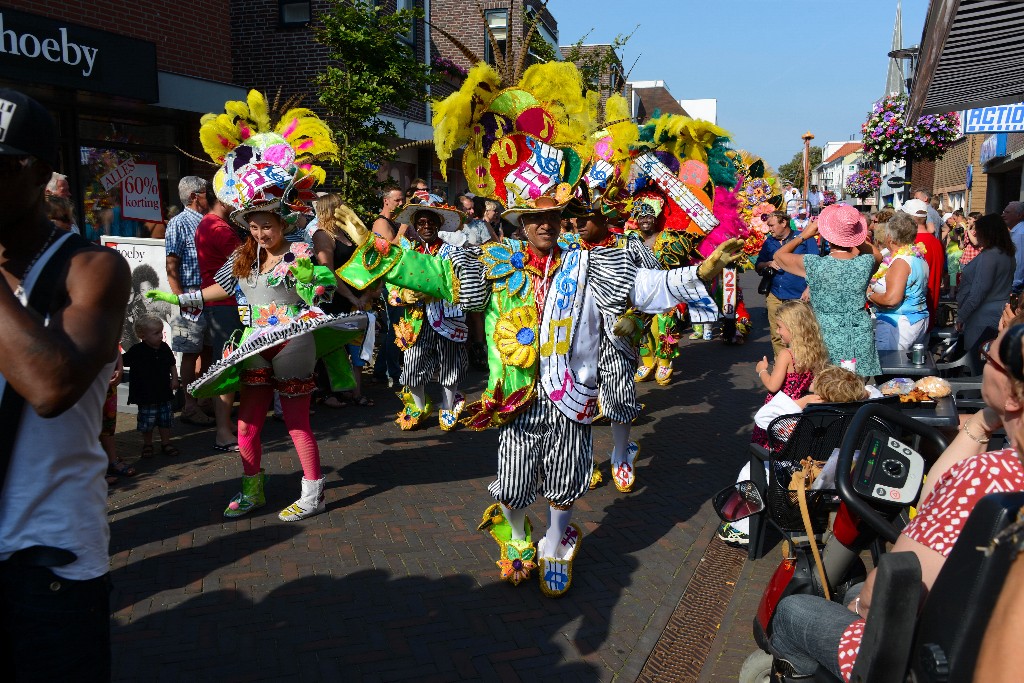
[538,523,583,598]
[395,388,433,430]
[589,462,603,490]
[438,392,466,431]
[635,357,655,382]
[654,360,673,386]
[479,503,535,586]
[612,442,640,493]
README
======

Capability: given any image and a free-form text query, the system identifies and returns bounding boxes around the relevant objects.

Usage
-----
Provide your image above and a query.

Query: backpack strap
[0,233,94,492]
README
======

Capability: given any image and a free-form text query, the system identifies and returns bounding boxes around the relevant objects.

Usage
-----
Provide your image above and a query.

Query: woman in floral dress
[773,204,883,378]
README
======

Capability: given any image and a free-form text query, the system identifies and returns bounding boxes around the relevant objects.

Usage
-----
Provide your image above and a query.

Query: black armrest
[850,552,922,683]
[749,442,769,463]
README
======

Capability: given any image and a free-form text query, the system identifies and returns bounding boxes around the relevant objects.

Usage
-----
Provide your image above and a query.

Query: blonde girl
[751,300,829,448]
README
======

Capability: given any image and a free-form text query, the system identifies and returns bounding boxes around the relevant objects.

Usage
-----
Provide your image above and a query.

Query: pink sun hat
[817,204,868,248]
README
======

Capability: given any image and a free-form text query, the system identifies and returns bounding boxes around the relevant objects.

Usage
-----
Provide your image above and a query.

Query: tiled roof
[823,142,863,164]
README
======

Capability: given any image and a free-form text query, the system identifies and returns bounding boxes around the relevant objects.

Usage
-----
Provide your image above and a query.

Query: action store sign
[0,7,157,101]
[963,103,1024,134]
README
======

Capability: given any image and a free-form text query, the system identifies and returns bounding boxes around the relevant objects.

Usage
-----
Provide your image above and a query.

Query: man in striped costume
[335,195,743,597]
[388,202,469,431]
[561,189,662,494]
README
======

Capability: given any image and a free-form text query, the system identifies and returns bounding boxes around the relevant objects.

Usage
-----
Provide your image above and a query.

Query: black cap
[0,89,60,170]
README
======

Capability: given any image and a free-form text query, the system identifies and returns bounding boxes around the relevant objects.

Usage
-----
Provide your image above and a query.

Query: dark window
[279,1,312,27]
[484,10,508,67]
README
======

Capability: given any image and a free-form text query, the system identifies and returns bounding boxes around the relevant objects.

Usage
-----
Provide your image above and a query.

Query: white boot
[278,477,326,521]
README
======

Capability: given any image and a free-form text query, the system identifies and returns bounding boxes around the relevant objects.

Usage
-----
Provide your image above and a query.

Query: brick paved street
[107,274,773,682]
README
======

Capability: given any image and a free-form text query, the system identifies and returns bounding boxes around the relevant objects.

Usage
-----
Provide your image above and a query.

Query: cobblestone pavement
[107,274,773,682]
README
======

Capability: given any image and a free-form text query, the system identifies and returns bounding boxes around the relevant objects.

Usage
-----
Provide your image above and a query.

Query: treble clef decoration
[554,252,579,310]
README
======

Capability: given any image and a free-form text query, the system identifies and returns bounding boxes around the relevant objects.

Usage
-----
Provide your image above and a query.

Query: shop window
[77,116,182,242]
[279,0,312,27]
[484,10,508,67]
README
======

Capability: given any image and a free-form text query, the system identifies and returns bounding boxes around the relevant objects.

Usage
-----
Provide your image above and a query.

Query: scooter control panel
[852,431,925,505]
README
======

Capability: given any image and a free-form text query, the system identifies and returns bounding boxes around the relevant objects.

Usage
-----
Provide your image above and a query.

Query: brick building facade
[0,1,243,239]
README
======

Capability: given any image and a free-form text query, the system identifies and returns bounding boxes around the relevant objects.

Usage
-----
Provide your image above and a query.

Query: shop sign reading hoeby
[0,7,157,101]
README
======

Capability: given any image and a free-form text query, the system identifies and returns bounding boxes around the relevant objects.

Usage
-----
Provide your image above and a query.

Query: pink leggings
[237,384,321,480]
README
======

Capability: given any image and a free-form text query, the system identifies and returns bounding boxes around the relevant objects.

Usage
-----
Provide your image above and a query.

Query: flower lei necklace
[870,242,926,285]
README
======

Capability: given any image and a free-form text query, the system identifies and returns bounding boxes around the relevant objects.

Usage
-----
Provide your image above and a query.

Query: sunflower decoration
[497,539,537,586]
[493,306,539,368]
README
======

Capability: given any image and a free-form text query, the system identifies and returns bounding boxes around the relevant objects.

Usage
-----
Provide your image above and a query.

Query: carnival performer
[560,187,660,494]
[336,187,741,596]
[631,190,684,382]
[147,90,369,521]
[388,200,470,430]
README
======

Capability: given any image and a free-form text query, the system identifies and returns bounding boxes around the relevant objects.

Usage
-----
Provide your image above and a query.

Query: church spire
[885,0,906,96]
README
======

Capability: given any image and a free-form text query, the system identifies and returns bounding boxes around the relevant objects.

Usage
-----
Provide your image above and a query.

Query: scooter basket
[765,408,896,534]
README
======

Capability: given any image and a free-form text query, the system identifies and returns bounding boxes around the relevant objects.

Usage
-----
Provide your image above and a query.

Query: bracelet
[962,419,991,444]
[757,369,768,377]
[854,596,862,617]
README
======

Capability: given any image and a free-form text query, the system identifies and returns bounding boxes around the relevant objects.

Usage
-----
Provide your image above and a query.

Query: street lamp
[801,131,814,199]
[888,46,919,202]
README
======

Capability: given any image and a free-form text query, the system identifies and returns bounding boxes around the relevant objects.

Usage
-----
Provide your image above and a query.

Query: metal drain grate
[637,538,748,682]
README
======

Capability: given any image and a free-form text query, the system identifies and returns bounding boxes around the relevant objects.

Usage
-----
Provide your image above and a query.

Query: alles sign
[0,8,157,101]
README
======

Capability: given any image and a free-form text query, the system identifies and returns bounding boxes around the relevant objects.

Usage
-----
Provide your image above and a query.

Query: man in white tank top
[0,89,131,681]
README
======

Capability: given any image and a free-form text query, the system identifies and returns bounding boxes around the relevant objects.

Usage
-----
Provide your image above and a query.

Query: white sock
[442,385,458,411]
[408,384,426,410]
[543,506,573,559]
[611,422,630,465]
[500,503,527,541]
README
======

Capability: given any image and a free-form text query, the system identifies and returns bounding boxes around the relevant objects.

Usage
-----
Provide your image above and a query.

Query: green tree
[777,146,823,192]
[316,0,438,219]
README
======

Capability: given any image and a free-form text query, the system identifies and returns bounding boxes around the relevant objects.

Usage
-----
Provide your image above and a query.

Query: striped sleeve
[214,255,239,295]
[448,248,491,311]
[631,266,719,323]
[625,233,662,270]
[588,248,638,316]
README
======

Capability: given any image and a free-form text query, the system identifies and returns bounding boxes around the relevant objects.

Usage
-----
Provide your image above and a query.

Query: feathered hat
[393,198,467,233]
[566,93,638,221]
[199,90,339,229]
[428,1,595,222]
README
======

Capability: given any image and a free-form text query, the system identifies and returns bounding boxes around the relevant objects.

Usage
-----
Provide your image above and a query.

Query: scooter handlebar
[836,403,949,544]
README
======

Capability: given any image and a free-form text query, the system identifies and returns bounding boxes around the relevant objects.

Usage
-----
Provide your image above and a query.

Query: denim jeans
[768,583,863,678]
[0,563,111,681]
[374,303,405,381]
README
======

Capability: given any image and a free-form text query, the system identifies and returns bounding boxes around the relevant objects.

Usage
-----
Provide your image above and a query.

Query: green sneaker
[224,469,266,518]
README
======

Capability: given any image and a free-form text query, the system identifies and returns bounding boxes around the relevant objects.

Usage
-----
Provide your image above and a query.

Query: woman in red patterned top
[768,323,1024,681]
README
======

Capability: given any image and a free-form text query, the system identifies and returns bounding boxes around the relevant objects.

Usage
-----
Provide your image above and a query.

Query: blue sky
[552,0,929,169]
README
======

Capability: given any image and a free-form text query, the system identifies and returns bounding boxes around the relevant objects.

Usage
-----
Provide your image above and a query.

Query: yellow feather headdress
[198,89,339,227]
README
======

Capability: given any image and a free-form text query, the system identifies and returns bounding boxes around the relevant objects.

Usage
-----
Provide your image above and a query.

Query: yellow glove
[399,288,426,305]
[613,315,638,338]
[333,204,370,246]
[697,238,745,282]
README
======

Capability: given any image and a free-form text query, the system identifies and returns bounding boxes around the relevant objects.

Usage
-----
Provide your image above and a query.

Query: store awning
[907,0,1024,121]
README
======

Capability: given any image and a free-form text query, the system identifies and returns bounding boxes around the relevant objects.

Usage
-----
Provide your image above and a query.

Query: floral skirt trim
[188,309,368,398]
[275,375,316,397]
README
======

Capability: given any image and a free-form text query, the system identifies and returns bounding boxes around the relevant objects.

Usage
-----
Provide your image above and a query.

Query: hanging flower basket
[844,169,881,198]
[861,94,960,164]
[431,56,467,85]
[821,190,837,207]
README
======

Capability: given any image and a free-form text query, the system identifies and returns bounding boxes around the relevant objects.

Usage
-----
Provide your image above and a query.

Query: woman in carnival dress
[149,90,369,521]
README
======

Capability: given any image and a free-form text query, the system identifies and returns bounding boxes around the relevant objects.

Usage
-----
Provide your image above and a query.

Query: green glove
[291,257,314,284]
[145,290,179,305]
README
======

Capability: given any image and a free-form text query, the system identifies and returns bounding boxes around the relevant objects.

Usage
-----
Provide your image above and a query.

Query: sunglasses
[980,340,1008,376]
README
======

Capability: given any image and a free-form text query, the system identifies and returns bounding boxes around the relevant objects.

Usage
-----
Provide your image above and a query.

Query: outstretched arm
[0,248,130,417]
